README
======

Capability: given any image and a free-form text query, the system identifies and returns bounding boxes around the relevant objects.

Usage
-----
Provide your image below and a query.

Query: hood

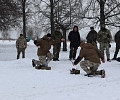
[81,43,94,49]
[73,26,78,32]
[42,35,48,40]
[42,35,51,41]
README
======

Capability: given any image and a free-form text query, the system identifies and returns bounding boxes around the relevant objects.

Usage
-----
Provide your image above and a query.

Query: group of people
[16,24,120,77]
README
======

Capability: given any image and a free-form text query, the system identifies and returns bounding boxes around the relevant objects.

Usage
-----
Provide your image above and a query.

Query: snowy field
[0,40,120,100]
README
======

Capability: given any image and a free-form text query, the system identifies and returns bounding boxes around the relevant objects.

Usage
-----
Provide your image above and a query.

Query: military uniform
[86,29,97,43]
[74,42,104,76]
[112,30,120,59]
[52,30,63,61]
[97,28,112,61]
[16,34,27,59]
[33,35,61,66]
[86,27,97,48]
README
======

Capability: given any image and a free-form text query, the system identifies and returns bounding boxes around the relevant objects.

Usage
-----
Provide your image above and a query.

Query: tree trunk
[23,0,26,38]
[100,0,105,27]
[50,0,54,35]
[62,28,67,51]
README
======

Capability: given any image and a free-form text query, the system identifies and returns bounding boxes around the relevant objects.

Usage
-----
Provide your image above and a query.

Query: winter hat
[73,25,78,31]
[20,34,23,36]
[56,26,60,29]
[47,33,51,37]
[80,41,85,47]
[90,27,94,29]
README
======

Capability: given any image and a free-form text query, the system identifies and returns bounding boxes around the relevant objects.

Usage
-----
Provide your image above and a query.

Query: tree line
[0,0,120,50]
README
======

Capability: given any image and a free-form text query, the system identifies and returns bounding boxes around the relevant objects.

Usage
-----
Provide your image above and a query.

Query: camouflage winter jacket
[97,28,112,43]
[16,36,27,49]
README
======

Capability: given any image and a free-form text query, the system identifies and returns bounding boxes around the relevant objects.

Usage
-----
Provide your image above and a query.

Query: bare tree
[79,0,120,28]
[16,0,34,38]
[0,0,21,30]
[26,27,33,38]
[33,0,84,51]
[2,30,10,39]
[54,0,83,51]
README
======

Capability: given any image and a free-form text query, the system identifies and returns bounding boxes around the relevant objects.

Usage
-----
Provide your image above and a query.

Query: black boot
[56,58,59,61]
[107,59,111,62]
[32,59,36,67]
[112,58,116,60]
[53,58,56,61]
[84,73,93,77]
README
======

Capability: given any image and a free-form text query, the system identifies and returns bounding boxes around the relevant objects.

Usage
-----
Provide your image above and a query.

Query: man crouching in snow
[72,41,106,78]
[32,33,65,68]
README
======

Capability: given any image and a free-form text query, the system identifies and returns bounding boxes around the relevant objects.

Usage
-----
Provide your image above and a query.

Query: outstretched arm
[73,56,82,65]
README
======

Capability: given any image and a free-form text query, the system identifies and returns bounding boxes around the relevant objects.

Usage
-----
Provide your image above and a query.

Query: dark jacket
[86,30,97,43]
[68,27,80,47]
[34,35,61,56]
[74,43,104,65]
[115,30,120,47]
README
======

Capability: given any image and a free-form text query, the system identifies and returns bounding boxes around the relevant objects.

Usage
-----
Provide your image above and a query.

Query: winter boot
[32,59,36,67]
[107,59,111,62]
[112,58,116,60]
[84,73,93,77]
[53,58,57,61]
[56,58,59,61]
[101,70,105,78]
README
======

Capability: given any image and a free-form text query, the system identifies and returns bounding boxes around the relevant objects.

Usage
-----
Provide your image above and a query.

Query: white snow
[0,40,120,100]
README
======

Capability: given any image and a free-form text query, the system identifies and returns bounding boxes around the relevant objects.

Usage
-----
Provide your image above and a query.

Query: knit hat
[90,27,94,29]
[56,26,60,29]
[20,34,23,36]
[47,33,51,37]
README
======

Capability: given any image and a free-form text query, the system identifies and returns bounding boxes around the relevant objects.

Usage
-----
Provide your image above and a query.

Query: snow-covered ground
[0,40,120,100]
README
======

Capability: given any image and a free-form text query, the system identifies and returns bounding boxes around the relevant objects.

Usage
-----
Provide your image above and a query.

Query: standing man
[52,27,63,61]
[68,26,81,60]
[97,24,112,62]
[72,41,105,78]
[112,30,120,60]
[16,34,27,59]
[86,27,97,47]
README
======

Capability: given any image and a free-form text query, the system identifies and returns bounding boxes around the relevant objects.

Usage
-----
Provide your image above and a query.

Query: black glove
[34,40,40,46]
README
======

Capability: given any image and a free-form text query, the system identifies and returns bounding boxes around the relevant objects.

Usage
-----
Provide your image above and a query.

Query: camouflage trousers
[34,52,53,67]
[69,46,78,59]
[80,60,101,75]
[17,48,25,59]
[53,45,61,59]
[99,42,110,59]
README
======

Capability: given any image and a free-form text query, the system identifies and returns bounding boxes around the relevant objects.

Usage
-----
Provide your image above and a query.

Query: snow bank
[0,40,120,100]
